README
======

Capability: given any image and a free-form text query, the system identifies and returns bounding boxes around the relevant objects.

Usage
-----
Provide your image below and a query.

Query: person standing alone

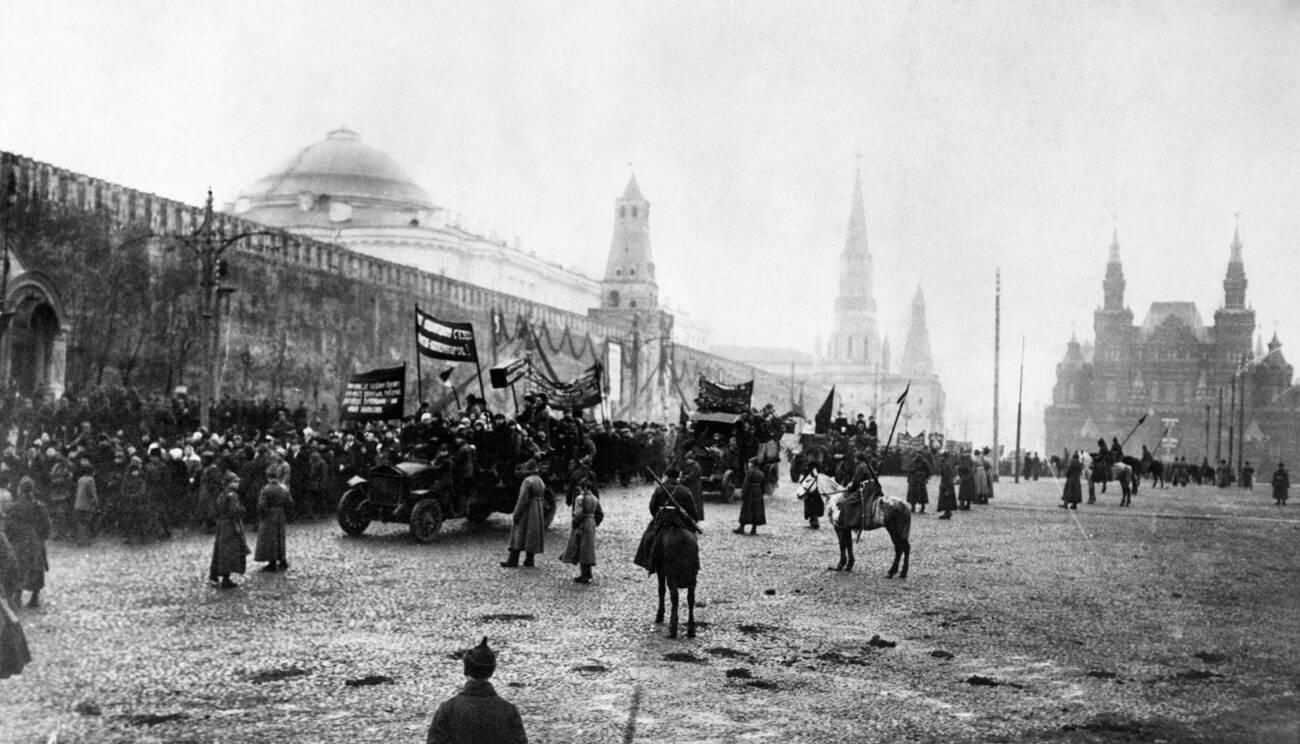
[1272,462,1289,506]
[427,637,527,744]
[254,472,293,572]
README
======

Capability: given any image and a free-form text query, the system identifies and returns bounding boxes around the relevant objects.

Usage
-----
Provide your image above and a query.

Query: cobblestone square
[3,476,1298,743]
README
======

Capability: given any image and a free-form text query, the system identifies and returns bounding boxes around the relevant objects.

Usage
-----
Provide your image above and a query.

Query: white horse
[794,470,911,577]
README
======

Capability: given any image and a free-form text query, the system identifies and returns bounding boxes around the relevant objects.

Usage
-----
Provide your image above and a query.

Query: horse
[648,506,699,639]
[794,471,911,578]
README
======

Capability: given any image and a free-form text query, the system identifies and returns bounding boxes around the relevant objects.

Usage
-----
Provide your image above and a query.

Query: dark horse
[637,506,700,639]
[1089,451,1139,506]
[795,471,911,578]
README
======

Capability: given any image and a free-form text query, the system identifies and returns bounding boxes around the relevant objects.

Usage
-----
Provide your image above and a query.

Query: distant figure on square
[501,459,546,568]
[560,479,603,584]
[210,473,250,589]
[3,478,50,608]
[1060,453,1083,510]
[735,457,767,536]
[254,472,293,572]
[427,637,527,744]
[1241,461,1254,490]
[1272,462,1289,506]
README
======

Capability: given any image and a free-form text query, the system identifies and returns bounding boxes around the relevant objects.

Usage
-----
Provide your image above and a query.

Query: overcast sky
[3,0,1298,450]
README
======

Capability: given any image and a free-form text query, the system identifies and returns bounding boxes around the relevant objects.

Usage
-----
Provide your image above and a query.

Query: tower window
[608,290,620,307]
[620,206,625,218]
[632,206,638,218]
[615,268,623,277]
[630,300,638,308]
[629,267,636,277]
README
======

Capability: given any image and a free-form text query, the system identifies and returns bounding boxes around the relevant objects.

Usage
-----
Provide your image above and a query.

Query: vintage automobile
[337,459,557,543]
[688,411,745,503]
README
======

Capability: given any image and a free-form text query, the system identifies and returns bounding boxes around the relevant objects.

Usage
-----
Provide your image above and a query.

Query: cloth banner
[340,365,406,421]
[489,357,532,389]
[897,432,929,452]
[695,376,753,414]
[530,364,604,410]
[814,386,835,434]
[415,307,477,362]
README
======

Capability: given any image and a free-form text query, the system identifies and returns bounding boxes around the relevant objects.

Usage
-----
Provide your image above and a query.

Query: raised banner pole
[473,343,489,409]
[414,305,424,409]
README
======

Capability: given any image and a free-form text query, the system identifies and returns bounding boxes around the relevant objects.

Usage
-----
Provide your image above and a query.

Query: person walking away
[1060,453,1083,510]
[1241,461,1255,490]
[0,528,32,679]
[907,455,930,514]
[634,468,701,572]
[72,460,98,547]
[956,452,975,511]
[936,454,958,519]
[1272,462,1289,506]
[254,472,293,572]
[3,477,50,607]
[426,637,527,744]
[560,480,603,584]
[209,473,250,589]
[119,458,149,545]
[501,459,546,568]
[735,458,766,536]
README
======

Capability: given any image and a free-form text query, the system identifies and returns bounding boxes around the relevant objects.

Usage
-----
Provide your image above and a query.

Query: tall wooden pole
[1237,355,1247,481]
[1215,387,1224,462]
[992,268,1001,481]
[1227,371,1236,477]
[1014,336,1024,484]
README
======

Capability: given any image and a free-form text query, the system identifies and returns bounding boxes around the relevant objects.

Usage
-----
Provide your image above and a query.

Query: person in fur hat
[427,637,527,744]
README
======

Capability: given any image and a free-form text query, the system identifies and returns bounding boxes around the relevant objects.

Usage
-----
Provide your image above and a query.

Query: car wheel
[337,489,371,536]
[410,499,444,543]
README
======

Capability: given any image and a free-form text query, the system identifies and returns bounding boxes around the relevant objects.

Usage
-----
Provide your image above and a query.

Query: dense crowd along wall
[1,151,828,422]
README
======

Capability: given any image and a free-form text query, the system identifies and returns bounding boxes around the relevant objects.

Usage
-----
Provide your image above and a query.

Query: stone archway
[2,270,69,400]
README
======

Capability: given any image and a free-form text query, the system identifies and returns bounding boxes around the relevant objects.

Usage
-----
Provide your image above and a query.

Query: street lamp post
[172,189,273,432]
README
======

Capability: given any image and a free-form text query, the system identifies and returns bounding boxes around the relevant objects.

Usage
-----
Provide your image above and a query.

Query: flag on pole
[415,307,477,362]
[814,386,835,434]
[896,382,911,406]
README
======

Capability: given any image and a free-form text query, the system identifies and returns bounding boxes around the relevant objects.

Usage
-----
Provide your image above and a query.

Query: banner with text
[341,365,406,421]
[530,363,604,410]
[415,308,478,362]
[695,376,754,414]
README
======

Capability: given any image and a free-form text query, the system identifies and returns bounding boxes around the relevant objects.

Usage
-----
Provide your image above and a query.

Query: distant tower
[825,168,881,365]
[900,285,935,378]
[600,175,658,311]
[1095,227,1135,367]
[1214,220,1255,359]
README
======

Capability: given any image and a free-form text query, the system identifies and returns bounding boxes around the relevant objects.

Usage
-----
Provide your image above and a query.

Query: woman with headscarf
[3,477,50,607]
[209,472,250,589]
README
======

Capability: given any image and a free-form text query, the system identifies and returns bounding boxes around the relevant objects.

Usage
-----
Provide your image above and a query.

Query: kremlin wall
[0,136,835,423]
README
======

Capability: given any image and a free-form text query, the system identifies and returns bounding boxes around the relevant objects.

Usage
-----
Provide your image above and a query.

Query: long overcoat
[560,489,603,566]
[254,481,293,563]
[957,458,975,505]
[0,532,32,679]
[3,498,50,591]
[209,487,249,579]
[936,460,958,512]
[508,474,547,554]
[1273,466,1290,503]
[973,458,992,502]
[1063,459,1084,504]
[906,462,930,506]
[738,463,766,527]
[426,678,527,744]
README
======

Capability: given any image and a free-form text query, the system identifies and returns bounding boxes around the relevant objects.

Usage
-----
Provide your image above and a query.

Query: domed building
[230,128,601,314]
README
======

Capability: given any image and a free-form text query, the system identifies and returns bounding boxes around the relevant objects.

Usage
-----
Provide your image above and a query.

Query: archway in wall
[3,271,69,400]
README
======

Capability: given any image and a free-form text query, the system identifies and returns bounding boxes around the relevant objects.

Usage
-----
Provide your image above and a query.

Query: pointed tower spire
[1223,216,1247,309]
[1103,225,1125,311]
[600,172,657,311]
[901,285,935,377]
[824,165,880,366]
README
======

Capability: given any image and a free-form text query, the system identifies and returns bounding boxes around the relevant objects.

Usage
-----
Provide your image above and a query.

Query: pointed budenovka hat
[463,636,496,677]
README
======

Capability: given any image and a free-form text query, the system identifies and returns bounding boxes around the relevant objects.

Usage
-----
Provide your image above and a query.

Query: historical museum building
[813,170,945,436]
[1045,229,1300,467]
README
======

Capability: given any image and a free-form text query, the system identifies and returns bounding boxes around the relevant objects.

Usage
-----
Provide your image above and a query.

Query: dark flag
[896,382,911,406]
[489,357,532,389]
[814,386,835,434]
[415,307,477,362]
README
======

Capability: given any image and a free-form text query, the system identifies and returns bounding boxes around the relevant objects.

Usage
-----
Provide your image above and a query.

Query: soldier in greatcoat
[426,637,527,744]
[906,454,931,514]
[560,480,603,584]
[3,477,50,607]
[936,453,958,519]
[734,457,767,536]
[1060,453,1083,509]
[254,473,293,572]
[209,473,250,589]
[500,459,546,568]
[1273,462,1289,506]
[680,452,704,521]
